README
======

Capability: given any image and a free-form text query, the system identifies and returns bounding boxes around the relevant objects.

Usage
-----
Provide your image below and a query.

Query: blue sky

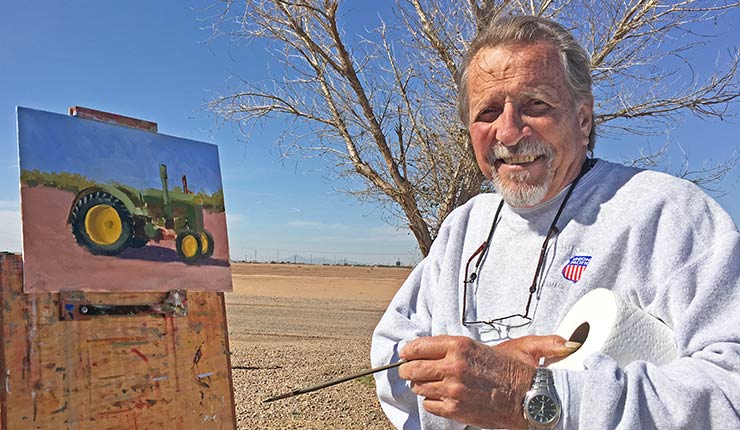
[1,2,739,266]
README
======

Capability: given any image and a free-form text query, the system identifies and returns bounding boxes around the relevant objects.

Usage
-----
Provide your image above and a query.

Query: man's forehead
[469,41,566,91]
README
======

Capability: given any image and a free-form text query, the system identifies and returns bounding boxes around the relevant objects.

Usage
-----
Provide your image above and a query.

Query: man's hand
[398,334,578,429]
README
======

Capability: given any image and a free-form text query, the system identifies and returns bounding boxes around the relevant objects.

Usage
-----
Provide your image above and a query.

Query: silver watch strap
[532,367,554,390]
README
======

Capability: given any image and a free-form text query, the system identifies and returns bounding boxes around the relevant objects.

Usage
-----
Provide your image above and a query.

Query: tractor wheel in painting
[199,230,215,260]
[176,230,202,264]
[70,191,133,256]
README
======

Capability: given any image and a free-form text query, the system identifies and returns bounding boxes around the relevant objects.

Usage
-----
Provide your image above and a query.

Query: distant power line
[233,247,422,267]
[242,247,417,257]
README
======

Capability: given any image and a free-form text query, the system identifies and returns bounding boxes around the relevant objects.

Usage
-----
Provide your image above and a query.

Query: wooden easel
[0,108,237,429]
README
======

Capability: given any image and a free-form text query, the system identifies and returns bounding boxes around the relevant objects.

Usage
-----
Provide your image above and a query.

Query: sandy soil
[227,262,411,429]
[20,185,232,292]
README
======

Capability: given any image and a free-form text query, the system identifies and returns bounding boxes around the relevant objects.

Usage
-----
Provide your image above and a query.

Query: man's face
[466,42,592,207]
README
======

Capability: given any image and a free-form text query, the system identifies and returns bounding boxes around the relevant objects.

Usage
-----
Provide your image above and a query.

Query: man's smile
[499,154,539,165]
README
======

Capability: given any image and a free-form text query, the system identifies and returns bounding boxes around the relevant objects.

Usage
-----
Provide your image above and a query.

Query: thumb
[495,335,581,366]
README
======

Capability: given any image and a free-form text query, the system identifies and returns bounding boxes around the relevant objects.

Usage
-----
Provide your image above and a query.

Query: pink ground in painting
[20,185,232,292]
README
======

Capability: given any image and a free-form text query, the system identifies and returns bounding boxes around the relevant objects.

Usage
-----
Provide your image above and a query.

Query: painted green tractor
[67,164,214,264]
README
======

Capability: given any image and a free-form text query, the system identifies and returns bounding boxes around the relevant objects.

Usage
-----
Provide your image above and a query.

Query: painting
[17,107,232,292]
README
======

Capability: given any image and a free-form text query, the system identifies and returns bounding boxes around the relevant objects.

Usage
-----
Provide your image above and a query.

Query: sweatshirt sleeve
[371,262,427,429]
[556,229,740,429]
[370,223,467,430]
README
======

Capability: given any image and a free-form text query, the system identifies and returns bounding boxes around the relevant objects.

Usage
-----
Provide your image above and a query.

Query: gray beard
[487,140,555,207]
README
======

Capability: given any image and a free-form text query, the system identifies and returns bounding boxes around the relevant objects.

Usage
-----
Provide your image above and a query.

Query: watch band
[531,367,555,392]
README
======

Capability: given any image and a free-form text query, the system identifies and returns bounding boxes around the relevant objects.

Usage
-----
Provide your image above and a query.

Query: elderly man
[371,15,740,430]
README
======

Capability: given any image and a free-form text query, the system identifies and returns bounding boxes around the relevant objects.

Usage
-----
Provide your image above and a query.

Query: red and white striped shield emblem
[562,255,592,283]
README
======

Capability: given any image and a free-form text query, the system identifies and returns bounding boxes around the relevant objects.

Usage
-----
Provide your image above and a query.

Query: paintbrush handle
[264,359,408,403]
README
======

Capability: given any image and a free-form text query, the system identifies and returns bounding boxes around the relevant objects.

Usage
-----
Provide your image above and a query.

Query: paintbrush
[263,359,409,403]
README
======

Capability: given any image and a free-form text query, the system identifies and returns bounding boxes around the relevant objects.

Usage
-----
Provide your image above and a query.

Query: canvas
[17,107,232,292]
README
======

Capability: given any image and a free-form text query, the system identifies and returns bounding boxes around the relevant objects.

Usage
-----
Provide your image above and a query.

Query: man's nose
[495,102,529,146]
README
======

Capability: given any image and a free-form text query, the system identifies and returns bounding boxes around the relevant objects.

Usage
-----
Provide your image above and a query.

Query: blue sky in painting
[18,107,223,195]
[0,2,739,265]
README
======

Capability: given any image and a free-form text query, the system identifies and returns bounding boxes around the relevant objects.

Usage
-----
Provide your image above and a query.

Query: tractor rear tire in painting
[70,191,133,256]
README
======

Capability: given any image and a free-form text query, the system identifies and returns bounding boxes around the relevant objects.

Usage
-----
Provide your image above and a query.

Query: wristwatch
[522,367,561,429]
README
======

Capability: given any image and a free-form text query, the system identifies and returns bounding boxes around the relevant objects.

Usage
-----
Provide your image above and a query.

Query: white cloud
[360,225,415,242]
[289,223,415,246]
[287,220,323,228]
[286,220,350,229]
[279,221,412,241]
[0,200,20,210]
[2,160,19,170]
[225,189,276,198]
[226,211,246,224]
[0,210,22,252]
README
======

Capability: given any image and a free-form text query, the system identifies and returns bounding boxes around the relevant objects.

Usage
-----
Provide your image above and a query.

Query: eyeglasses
[461,159,593,329]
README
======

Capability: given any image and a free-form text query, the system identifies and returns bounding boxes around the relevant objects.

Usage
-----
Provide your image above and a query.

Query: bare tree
[206,0,740,256]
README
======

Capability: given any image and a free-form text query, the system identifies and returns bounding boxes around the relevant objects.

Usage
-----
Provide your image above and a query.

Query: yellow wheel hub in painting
[200,233,210,254]
[84,204,122,245]
[181,235,199,258]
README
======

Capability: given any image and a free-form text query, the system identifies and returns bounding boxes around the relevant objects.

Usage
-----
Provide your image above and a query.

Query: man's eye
[475,108,501,123]
[525,100,551,115]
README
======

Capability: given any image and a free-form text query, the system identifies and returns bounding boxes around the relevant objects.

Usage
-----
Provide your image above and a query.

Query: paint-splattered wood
[0,254,237,429]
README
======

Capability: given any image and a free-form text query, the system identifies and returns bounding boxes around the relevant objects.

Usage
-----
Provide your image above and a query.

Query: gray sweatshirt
[371,159,740,429]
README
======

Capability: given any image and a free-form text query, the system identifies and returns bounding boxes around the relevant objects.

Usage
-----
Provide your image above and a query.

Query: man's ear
[577,97,593,146]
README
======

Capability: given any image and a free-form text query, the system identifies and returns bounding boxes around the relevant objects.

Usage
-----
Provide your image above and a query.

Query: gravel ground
[226,294,395,429]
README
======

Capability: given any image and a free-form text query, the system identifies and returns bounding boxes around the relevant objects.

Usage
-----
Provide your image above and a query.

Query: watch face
[527,394,558,424]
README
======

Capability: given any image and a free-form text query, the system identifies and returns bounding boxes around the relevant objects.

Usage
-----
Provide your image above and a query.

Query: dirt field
[226,262,411,429]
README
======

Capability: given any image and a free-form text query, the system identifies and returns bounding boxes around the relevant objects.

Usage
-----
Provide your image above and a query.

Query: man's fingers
[409,380,446,399]
[398,359,446,382]
[420,397,448,419]
[401,335,581,368]
[414,382,468,421]
[400,336,450,361]
[400,335,474,361]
